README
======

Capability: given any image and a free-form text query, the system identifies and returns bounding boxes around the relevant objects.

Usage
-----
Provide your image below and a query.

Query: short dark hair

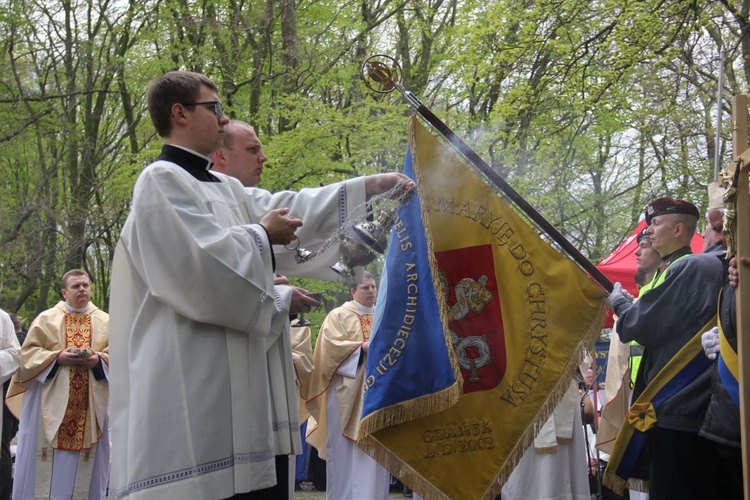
[61,269,90,289]
[349,271,375,292]
[147,71,218,137]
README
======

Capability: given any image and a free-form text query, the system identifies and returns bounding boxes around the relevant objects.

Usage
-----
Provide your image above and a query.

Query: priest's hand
[274,274,290,285]
[365,173,415,200]
[58,348,100,369]
[260,208,303,246]
[288,286,321,315]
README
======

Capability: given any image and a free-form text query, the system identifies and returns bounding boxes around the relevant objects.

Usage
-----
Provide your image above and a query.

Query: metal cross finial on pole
[360,54,613,292]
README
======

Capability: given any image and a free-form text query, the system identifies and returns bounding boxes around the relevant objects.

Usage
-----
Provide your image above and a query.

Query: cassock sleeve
[127,165,277,332]
[243,178,367,281]
[0,310,20,384]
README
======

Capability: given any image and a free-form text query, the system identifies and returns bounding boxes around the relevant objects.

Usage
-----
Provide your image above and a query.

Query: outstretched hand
[365,172,415,200]
[260,208,303,246]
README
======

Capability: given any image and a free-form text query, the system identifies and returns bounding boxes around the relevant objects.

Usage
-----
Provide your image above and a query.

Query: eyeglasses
[180,101,224,117]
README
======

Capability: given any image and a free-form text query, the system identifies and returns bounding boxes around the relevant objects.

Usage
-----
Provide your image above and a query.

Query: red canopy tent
[595,219,704,327]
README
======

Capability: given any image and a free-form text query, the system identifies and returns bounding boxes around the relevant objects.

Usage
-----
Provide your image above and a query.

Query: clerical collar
[65,302,90,313]
[157,145,220,182]
[658,246,692,273]
[355,302,375,315]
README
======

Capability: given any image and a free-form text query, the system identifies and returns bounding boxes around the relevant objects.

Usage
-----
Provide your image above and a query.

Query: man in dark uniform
[605,197,724,499]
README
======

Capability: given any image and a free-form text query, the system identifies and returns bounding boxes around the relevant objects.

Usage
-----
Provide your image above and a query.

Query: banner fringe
[358,382,462,438]
[477,270,608,500]
[359,434,451,500]
[410,118,465,387]
[603,470,648,495]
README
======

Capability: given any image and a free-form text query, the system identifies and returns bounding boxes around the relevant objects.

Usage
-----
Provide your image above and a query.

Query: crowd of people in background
[0,69,746,500]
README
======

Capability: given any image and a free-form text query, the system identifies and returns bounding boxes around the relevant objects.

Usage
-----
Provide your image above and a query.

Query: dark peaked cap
[644,196,700,225]
[636,228,650,243]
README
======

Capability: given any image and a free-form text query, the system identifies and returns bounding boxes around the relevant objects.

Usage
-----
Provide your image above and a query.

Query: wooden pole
[731,95,749,498]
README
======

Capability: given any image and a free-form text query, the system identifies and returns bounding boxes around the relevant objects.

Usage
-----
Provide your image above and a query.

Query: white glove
[605,282,634,310]
[701,326,720,360]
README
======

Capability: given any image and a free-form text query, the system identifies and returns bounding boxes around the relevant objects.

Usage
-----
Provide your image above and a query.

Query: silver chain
[294,178,413,263]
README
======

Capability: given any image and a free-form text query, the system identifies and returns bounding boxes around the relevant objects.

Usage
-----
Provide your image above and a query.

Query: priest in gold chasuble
[6,269,109,500]
[306,272,390,500]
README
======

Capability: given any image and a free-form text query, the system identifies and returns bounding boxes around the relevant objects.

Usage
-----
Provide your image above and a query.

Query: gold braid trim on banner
[480,334,605,500]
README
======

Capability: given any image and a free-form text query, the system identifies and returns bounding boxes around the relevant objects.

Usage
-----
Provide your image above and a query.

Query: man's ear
[674,221,685,239]
[172,103,188,124]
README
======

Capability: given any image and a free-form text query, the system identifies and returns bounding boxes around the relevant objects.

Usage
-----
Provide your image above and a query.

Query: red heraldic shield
[435,244,506,394]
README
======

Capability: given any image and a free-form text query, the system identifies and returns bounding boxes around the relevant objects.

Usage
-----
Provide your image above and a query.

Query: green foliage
[0,0,744,323]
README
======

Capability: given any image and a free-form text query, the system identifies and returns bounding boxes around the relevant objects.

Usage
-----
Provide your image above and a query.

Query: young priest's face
[352,278,377,308]
[181,85,229,157]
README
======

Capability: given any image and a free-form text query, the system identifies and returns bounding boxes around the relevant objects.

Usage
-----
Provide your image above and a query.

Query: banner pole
[386,82,613,292]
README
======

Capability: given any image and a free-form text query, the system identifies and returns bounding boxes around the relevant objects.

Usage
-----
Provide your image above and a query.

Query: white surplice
[0,309,20,442]
[109,158,299,499]
[238,176,368,457]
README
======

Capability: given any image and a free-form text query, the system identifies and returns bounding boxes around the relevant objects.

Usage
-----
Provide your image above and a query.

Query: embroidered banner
[358,117,607,499]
